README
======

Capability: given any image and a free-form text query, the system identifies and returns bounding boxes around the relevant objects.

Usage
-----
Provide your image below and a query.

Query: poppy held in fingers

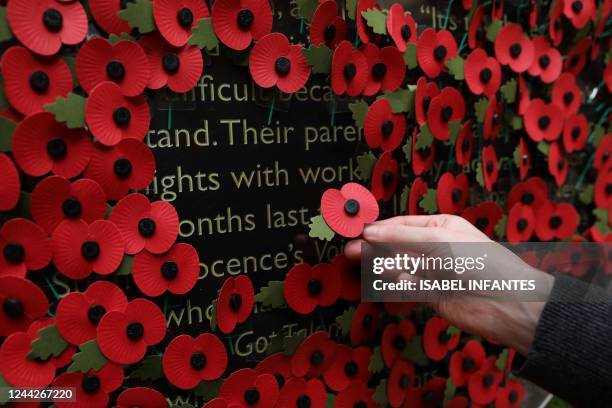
[386,3,417,52]
[0,218,52,278]
[449,339,486,387]
[321,182,379,238]
[52,363,124,408]
[30,176,107,235]
[415,77,439,126]
[563,0,595,29]
[7,0,87,56]
[323,345,371,392]
[109,193,179,255]
[528,36,562,84]
[0,276,48,336]
[409,178,429,215]
[0,154,20,212]
[277,377,326,408]
[212,0,273,51]
[0,46,72,115]
[56,280,127,346]
[507,203,535,243]
[284,263,340,315]
[255,352,292,389]
[116,387,167,408]
[427,87,465,141]
[216,275,254,334]
[163,334,228,390]
[331,254,361,301]
[153,0,209,47]
[361,44,405,96]
[455,121,473,167]
[335,380,376,408]
[387,359,416,407]
[551,73,582,115]
[371,152,399,202]
[309,0,347,49]
[219,368,279,408]
[291,331,337,378]
[464,48,501,97]
[97,298,166,364]
[461,201,503,238]
[535,201,578,241]
[0,332,55,387]
[494,23,534,73]
[548,142,568,186]
[381,320,417,368]
[417,28,458,78]
[412,129,436,176]
[405,376,446,408]
[524,99,563,142]
[364,98,406,152]
[563,113,589,153]
[331,41,368,96]
[423,317,460,361]
[482,145,499,192]
[436,172,469,215]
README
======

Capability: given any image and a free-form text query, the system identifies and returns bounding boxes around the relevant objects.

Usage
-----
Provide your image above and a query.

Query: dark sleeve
[512,275,612,408]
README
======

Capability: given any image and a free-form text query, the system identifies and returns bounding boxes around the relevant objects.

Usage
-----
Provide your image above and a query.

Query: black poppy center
[438,330,450,343]
[163,53,180,74]
[538,115,550,130]
[229,293,243,311]
[604,151,610,162]
[382,171,394,186]
[177,7,194,28]
[106,60,126,82]
[521,192,534,205]
[343,63,357,80]
[517,218,528,232]
[62,198,82,218]
[571,126,581,140]
[3,243,25,264]
[372,62,387,80]
[310,350,324,366]
[401,24,411,41]
[522,154,529,165]
[161,261,179,280]
[307,278,323,296]
[451,188,462,203]
[433,45,447,62]
[482,374,494,388]
[381,120,394,138]
[190,351,207,370]
[419,146,431,158]
[113,107,131,128]
[114,158,133,179]
[476,216,489,230]
[244,388,260,405]
[237,9,254,29]
[479,68,492,84]
[441,106,453,122]
[81,240,100,261]
[344,360,358,377]
[557,158,564,171]
[138,218,156,237]
[344,199,360,216]
[29,71,50,94]
[461,139,471,153]
[393,335,406,351]
[462,357,475,371]
[275,57,291,76]
[510,43,522,58]
[296,395,311,408]
[563,91,574,106]
[538,55,551,69]
[87,304,106,324]
[422,390,436,404]
[572,0,583,13]
[81,375,100,394]
[486,160,494,174]
[126,322,144,341]
[362,313,373,329]
[47,138,67,160]
[422,96,431,113]
[3,298,24,319]
[324,24,337,41]
[399,374,411,389]
[570,56,579,67]
[353,402,367,408]
[42,8,63,32]
[549,215,562,229]
[606,184,612,196]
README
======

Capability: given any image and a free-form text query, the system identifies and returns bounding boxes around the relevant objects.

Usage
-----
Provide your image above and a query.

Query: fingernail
[363,224,377,239]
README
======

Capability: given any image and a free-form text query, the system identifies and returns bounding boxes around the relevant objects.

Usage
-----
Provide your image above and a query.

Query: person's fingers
[344,239,362,259]
[368,215,446,228]
[362,223,445,242]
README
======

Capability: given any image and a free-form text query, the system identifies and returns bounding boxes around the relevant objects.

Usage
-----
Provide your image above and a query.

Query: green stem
[167,102,172,130]
[43,273,61,300]
[575,154,593,191]
[267,94,276,126]
[443,0,455,29]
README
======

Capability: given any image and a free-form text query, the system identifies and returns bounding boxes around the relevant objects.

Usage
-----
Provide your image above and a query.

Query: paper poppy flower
[423,316,460,361]
[76,37,150,97]
[322,345,370,392]
[594,168,612,209]
[386,3,417,52]
[255,352,292,389]
[356,0,380,44]
[381,320,417,368]
[249,33,310,94]
[309,0,347,49]
[417,28,458,78]
[0,218,52,278]
[0,276,48,336]
[464,48,501,97]
[97,298,166,364]
[412,129,436,176]
[548,142,568,186]
[551,73,582,115]
[405,376,446,408]
[153,0,210,47]
[1,46,72,115]
[88,0,131,35]
[163,333,227,390]
[461,201,503,238]
[409,178,428,215]
[455,121,473,167]
[494,23,534,73]
[449,339,485,387]
[7,0,87,56]
[507,203,535,243]
[436,172,469,215]
[321,182,379,238]
[85,139,155,201]
[524,98,563,142]
[427,86,465,141]
[139,33,204,93]
[30,176,107,234]
[52,362,124,408]
[52,219,125,279]
[595,134,612,171]
[549,0,564,46]
[535,200,578,241]
[371,152,399,202]
[284,263,341,315]
[562,113,589,153]
[387,359,415,407]
[216,275,254,334]
[56,280,128,346]
[563,0,594,28]
[212,0,272,51]
[27,318,76,368]
[564,38,590,75]
[219,368,279,408]
[466,359,502,405]
[415,77,439,126]
[468,6,485,50]
[481,145,498,192]
[133,243,199,297]
[116,387,167,408]
[331,41,368,96]
[12,112,92,178]
[361,44,405,96]
[528,36,562,84]
[350,302,380,345]
[277,377,326,408]
[364,98,406,152]
[0,154,20,212]
[518,137,531,180]
[0,332,55,387]
[495,378,525,408]
[109,193,179,255]
[85,82,150,146]
[505,177,548,212]
[335,380,376,408]
[291,331,336,378]
[483,95,503,141]
[331,253,360,301]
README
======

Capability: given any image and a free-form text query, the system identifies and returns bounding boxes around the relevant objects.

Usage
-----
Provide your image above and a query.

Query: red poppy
[52,362,124,408]
[371,152,399,202]
[76,38,149,97]
[563,0,594,28]
[321,182,379,238]
[483,94,503,140]
[30,176,107,234]
[133,243,199,297]
[139,33,203,93]
[0,332,55,387]
[216,275,254,334]
[356,0,380,44]
[461,201,503,237]
[468,6,485,50]
[436,172,469,215]
[562,113,588,153]
[56,280,127,346]
[331,41,368,96]
[331,253,361,301]
[505,177,548,212]
[0,276,48,336]
[85,139,155,201]
[27,318,76,368]
[255,352,292,389]
[481,145,498,192]
[277,377,326,408]
[0,218,52,278]
[322,345,370,392]
[423,317,460,361]
[364,98,406,152]
[97,298,166,364]
[518,75,531,116]
[405,376,446,408]
[163,333,227,390]
[116,387,167,408]
[548,142,568,186]
[291,331,336,378]
[109,193,179,255]
[1,46,72,116]
[529,1,538,28]
[535,200,578,241]
[551,73,582,115]
[507,203,535,243]
[455,121,473,167]
[387,359,415,407]
[7,0,87,56]
[528,36,562,84]
[350,303,380,346]
[524,98,563,142]
[446,396,469,408]
[518,137,530,180]
[335,380,376,408]
[85,82,150,147]
[284,262,340,315]
[468,358,503,405]
[464,48,501,97]
[495,378,525,408]
[88,0,131,35]
[386,3,417,52]
[415,77,439,126]
[412,128,436,176]
[309,0,347,49]
[449,339,485,387]
[427,87,465,141]
[219,368,279,408]
[594,134,612,171]
[549,0,564,46]
[0,154,20,212]
[564,38,590,75]
[606,61,612,93]
[361,44,405,96]
[153,0,209,47]
[494,23,534,73]
[417,28,458,78]
[409,178,429,215]
[594,168,612,209]
[212,0,272,51]
[381,320,417,368]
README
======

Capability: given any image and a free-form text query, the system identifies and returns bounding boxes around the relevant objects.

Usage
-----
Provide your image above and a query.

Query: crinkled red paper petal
[284,263,318,314]
[0,332,56,387]
[89,0,132,35]
[212,0,272,51]
[0,153,20,212]
[153,0,210,47]
[1,218,52,272]
[116,387,168,408]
